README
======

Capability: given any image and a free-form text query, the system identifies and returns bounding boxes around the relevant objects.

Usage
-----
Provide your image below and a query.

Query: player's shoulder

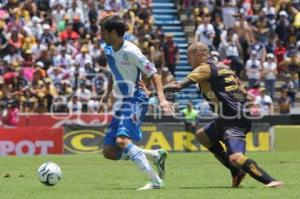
[123,40,141,53]
[208,23,214,28]
[211,61,235,75]
[104,45,113,55]
[122,41,144,60]
[190,62,211,76]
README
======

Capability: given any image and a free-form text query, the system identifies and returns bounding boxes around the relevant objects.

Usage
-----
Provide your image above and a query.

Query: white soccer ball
[37,162,62,186]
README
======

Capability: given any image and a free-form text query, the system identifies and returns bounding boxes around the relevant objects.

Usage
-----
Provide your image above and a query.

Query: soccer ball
[37,162,62,186]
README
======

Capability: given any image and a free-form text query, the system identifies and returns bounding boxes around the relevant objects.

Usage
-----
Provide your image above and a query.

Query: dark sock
[241,158,276,184]
[209,142,240,176]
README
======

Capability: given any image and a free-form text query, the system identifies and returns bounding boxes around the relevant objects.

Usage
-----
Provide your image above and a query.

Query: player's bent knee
[195,128,212,148]
[229,153,245,168]
[195,128,204,141]
[103,151,116,160]
[102,146,118,160]
[116,136,131,150]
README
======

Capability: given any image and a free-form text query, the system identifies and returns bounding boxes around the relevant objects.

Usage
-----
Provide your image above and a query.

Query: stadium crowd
[0,0,179,125]
[0,0,300,126]
[179,0,300,115]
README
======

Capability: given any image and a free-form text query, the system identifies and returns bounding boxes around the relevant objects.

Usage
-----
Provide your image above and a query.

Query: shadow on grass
[97,187,137,190]
[98,186,257,190]
[174,186,257,189]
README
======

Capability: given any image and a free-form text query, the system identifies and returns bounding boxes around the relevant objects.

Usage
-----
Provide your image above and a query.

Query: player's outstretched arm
[147,77,195,97]
[163,77,195,94]
[151,73,175,114]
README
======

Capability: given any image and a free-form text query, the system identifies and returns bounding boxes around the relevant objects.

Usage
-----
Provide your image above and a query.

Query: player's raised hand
[159,98,175,114]
[139,81,174,114]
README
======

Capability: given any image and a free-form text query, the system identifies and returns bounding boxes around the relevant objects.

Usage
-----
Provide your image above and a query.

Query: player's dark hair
[100,15,126,37]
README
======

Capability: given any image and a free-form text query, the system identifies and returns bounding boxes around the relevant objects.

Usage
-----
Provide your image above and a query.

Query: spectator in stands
[92,66,108,97]
[34,92,48,113]
[255,87,273,115]
[181,101,198,134]
[0,22,8,57]
[28,16,43,39]
[195,14,215,50]
[262,53,277,99]
[274,40,287,74]
[276,11,290,45]
[76,82,92,111]
[40,24,55,45]
[161,67,175,102]
[233,12,253,62]
[90,40,102,63]
[58,79,72,97]
[44,77,57,111]
[53,47,73,67]
[278,89,293,114]
[163,33,179,77]
[221,0,237,29]
[36,47,52,70]
[67,1,85,24]
[248,36,266,64]
[59,23,80,41]
[181,0,199,19]
[212,13,224,50]
[34,61,46,78]
[253,12,270,44]
[245,51,262,89]
[282,74,297,106]
[161,67,175,85]
[75,45,93,69]
[3,46,23,65]
[87,97,100,113]
[0,0,299,116]
[8,28,22,50]
[150,40,164,71]
[265,33,276,54]
[279,50,300,90]
[49,0,66,8]
[47,66,65,86]
[0,99,19,127]
[219,28,243,77]
[51,79,69,112]
[51,3,65,28]
[105,0,123,12]
[262,1,276,31]
[67,94,82,113]
[20,87,35,112]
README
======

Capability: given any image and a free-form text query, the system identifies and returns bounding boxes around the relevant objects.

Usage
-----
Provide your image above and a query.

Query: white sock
[142,149,160,162]
[124,143,161,182]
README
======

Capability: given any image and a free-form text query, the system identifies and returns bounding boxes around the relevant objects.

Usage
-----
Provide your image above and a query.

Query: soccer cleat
[232,171,247,188]
[137,180,164,191]
[265,181,284,188]
[154,149,168,179]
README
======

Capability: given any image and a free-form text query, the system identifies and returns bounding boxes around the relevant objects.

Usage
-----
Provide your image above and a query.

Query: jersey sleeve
[187,63,211,83]
[129,48,157,78]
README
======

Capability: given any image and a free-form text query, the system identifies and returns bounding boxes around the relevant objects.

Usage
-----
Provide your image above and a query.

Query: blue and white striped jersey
[105,40,157,98]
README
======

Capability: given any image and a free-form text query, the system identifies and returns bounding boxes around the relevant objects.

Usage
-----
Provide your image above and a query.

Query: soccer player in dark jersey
[143,42,284,188]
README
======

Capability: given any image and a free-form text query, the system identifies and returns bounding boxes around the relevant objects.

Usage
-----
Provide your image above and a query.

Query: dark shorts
[204,117,251,154]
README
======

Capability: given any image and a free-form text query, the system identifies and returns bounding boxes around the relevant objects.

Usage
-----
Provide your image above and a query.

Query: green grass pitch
[0,152,299,199]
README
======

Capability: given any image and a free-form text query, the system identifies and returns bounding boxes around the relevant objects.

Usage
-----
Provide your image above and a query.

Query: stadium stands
[0,0,299,122]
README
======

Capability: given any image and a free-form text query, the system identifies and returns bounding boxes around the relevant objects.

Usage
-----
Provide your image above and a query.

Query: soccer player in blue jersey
[99,15,174,190]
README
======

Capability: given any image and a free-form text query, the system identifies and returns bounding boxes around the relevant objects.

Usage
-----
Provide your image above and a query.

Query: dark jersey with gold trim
[187,58,248,116]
